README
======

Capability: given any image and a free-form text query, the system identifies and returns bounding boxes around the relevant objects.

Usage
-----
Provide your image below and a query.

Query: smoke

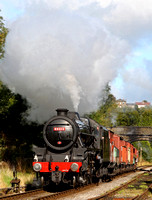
[1,0,152,121]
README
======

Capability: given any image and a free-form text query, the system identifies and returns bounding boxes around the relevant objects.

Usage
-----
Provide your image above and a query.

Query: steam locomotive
[32,108,138,187]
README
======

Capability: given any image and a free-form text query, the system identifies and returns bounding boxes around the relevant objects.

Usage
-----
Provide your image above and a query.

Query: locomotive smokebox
[56,108,69,116]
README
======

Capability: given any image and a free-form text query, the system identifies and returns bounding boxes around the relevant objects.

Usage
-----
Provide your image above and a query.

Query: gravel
[57,170,148,200]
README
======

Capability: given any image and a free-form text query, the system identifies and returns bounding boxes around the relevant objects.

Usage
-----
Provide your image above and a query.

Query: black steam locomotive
[32,108,138,187]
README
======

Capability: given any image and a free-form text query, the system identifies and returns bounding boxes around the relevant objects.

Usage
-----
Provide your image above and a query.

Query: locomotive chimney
[56,108,69,116]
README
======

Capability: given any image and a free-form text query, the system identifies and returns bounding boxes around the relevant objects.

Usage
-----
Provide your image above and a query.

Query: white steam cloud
[1,0,152,121]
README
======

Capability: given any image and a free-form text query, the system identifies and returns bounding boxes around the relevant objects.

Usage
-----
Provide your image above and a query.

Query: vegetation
[116,107,152,127]
[89,83,117,127]
[0,81,43,169]
[0,12,8,59]
[0,162,34,188]
[132,141,152,163]
[89,84,152,128]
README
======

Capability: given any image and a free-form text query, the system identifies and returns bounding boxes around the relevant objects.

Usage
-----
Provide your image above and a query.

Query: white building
[117,99,151,109]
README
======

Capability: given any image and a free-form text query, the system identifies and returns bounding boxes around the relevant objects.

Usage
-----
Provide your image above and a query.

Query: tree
[0,11,8,59]
[138,108,152,126]
[0,82,43,168]
[116,108,140,126]
[89,83,117,127]
[133,141,152,162]
[116,107,152,127]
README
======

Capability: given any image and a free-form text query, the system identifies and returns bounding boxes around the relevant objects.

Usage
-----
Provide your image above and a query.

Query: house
[117,99,151,108]
[116,99,126,108]
[135,101,151,108]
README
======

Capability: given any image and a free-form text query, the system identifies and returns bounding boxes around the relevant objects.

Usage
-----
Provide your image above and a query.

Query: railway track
[88,171,152,200]
[0,172,134,200]
[0,166,151,200]
[0,184,98,200]
[0,189,48,200]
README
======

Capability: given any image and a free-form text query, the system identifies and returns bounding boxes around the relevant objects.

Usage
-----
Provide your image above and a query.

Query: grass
[139,184,148,189]
[115,188,143,198]
[128,184,134,188]
[0,167,13,188]
[0,162,35,188]
[143,173,149,176]
[137,160,152,166]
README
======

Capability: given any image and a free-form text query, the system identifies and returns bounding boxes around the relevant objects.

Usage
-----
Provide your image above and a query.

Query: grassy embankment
[137,160,152,166]
[0,162,34,188]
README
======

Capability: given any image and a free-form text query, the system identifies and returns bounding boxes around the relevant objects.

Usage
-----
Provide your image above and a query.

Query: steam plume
[1,0,152,121]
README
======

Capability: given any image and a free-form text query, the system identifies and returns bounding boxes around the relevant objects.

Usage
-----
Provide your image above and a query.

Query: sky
[0,0,152,121]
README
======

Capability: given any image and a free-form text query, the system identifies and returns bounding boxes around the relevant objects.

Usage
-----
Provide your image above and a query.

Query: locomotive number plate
[53,127,65,131]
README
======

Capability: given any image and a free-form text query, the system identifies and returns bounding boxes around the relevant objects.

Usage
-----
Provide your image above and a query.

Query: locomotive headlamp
[33,163,42,172]
[70,163,79,172]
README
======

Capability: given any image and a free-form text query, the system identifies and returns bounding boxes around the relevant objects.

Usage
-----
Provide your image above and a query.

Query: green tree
[0,82,43,168]
[89,83,117,127]
[116,107,152,127]
[116,108,140,126]
[0,11,8,59]
[138,108,152,126]
[133,141,152,162]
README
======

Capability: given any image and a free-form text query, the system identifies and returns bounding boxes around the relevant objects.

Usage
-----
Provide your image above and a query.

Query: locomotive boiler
[32,108,138,187]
